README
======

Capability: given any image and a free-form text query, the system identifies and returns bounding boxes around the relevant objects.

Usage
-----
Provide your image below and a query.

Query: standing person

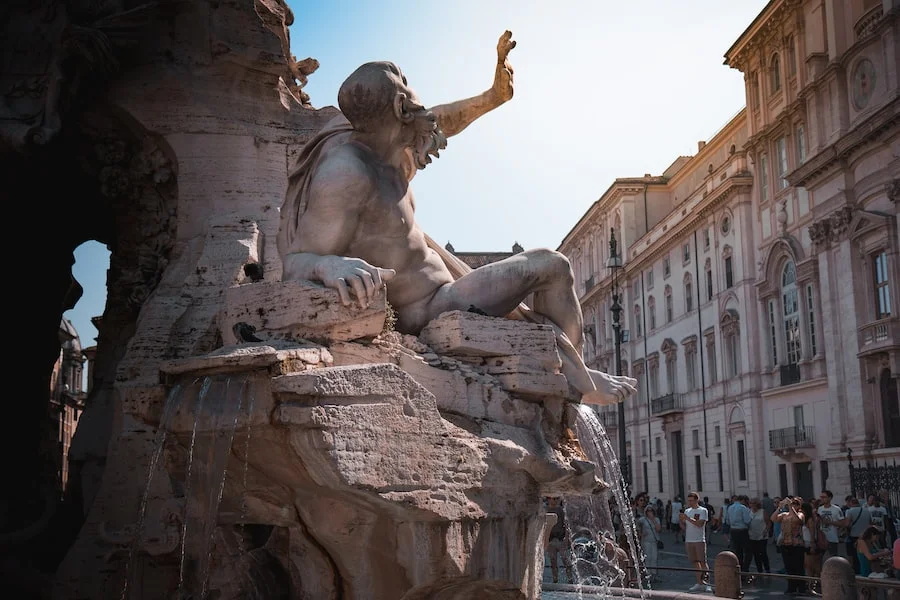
[816,490,844,558]
[762,492,776,521]
[665,499,673,533]
[545,497,574,584]
[726,494,753,580]
[772,496,808,595]
[671,496,683,543]
[840,496,872,574]
[748,498,771,576]
[638,506,663,583]
[680,492,712,593]
[867,494,888,546]
[802,501,824,595]
[703,497,716,541]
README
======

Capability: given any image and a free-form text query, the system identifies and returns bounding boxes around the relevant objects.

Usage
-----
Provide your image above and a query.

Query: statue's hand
[491,30,516,103]
[316,256,396,309]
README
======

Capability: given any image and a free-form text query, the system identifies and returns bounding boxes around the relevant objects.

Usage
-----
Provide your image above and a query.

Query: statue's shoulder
[313,139,378,187]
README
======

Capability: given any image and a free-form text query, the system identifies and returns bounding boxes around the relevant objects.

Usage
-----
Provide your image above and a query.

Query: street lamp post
[606,227,629,491]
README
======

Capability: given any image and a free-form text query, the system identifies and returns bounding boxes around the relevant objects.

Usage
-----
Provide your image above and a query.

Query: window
[787,36,797,76]
[648,296,657,330]
[793,405,805,428]
[655,436,662,455]
[770,53,781,92]
[657,461,663,492]
[692,428,700,450]
[686,347,697,390]
[642,438,648,457]
[683,243,691,263]
[704,229,710,250]
[665,286,673,323]
[760,154,769,202]
[707,337,718,384]
[874,251,892,318]
[796,125,806,163]
[776,136,788,189]
[806,284,817,356]
[643,461,649,492]
[663,256,671,278]
[724,255,734,289]
[727,329,740,377]
[647,269,654,289]
[721,216,731,235]
[634,305,642,337]
[782,262,801,365]
[714,425,721,447]
[649,361,659,399]
[706,260,713,301]
[736,439,747,481]
[768,298,779,365]
[666,354,676,393]
[717,453,724,491]
[685,276,694,313]
[632,279,640,299]
[695,455,703,490]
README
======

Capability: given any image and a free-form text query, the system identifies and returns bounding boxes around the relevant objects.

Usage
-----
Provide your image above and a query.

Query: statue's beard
[409,109,447,170]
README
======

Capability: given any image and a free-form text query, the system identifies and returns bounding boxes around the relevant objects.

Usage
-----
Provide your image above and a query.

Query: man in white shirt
[816,489,844,557]
[671,496,683,543]
[680,492,712,592]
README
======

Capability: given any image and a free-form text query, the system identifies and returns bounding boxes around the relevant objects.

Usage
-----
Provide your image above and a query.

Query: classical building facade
[561,0,898,502]
[50,318,87,496]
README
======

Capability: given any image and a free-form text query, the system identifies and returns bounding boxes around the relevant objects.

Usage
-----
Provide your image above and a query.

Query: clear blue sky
[65,0,767,351]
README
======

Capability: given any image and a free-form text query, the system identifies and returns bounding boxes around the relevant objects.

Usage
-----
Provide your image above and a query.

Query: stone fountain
[12,1,635,598]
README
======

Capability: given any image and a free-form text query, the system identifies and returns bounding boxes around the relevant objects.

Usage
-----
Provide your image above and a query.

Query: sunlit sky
[66,0,768,350]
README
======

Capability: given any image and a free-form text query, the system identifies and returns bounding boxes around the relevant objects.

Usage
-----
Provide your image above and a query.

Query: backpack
[814,515,829,552]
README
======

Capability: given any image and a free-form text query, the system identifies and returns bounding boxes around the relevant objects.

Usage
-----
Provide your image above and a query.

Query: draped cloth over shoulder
[276,117,598,398]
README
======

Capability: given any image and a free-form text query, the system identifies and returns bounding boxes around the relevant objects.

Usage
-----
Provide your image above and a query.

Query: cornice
[725,0,802,71]
[787,96,900,188]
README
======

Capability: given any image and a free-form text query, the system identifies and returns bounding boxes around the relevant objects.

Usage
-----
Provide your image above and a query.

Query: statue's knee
[533,249,573,285]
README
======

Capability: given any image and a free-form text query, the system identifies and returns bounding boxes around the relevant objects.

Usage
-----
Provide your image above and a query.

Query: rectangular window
[632,279,640,299]
[643,461,649,492]
[647,269,654,289]
[704,228,710,250]
[649,364,659,399]
[874,251,892,318]
[692,428,700,450]
[707,340,717,384]
[736,439,747,481]
[793,405,805,428]
[635,309,642,338]
[768,299,779,365]
[778,463,788,497]
[642,438,648,457]
[657,460,664,492]
[666,359,676,393]
[796,125,806,163]
[683,243,691,263]
[727,333,740,377]
[685,282,694,312]
[649,303,657,330]
[686,350,696,390]
[663,256,671,278]
[776,136,789,189]
[665,294,673,323]
[695,454,703,491]
[714,425,721,447]
[655,435,662,455]
[706,268,713,301]
[717,453,724,491]
[806,284,817,356]
[725,256,734,289]
[760,154,769,201]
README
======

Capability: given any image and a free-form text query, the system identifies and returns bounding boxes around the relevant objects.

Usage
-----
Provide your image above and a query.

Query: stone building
[560,0,898,502]
[50,319,87,496]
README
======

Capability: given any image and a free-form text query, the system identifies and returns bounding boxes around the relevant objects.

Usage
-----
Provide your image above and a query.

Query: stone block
[418,311,560,369]
[219,279,387,345]
[496,372,569,399]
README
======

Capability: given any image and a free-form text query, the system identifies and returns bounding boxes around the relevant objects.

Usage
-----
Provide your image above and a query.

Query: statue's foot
[582,370,638,406]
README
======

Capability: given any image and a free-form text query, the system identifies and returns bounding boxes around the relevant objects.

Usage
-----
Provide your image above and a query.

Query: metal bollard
[714,551,740,599]
[821,556,856,600]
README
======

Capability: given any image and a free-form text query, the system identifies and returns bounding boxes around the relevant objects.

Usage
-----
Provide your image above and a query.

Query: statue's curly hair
[338,61,404,133]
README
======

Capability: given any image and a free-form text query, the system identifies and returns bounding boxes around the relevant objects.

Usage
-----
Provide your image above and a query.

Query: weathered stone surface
[219,279,387,345]
[496,372,569,398]
[419,311,561,369]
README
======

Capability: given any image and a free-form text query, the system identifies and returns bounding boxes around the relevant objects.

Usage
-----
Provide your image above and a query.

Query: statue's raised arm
[429,30,516,138]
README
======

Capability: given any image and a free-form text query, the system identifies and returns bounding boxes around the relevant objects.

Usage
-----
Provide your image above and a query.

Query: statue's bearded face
[395,89,447,171]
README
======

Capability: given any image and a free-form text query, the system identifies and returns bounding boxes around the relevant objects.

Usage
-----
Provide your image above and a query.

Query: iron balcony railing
[650,393,683,416]
[769,425,815,450]
[780,363,801,386]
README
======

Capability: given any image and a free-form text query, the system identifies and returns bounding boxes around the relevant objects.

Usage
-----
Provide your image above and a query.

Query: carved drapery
[808,206,855,247]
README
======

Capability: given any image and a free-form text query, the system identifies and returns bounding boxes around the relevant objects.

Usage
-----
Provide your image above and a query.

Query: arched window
[648,296,657,330]
[664,285,673,323]
[684,273,694,313]
[782,261,801,365]
[634,304,642,337]
[770,53,782,92]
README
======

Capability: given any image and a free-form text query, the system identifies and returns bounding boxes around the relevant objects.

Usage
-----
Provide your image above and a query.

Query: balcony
[858,317,900,357]
[769,425,815,451]
[855,5,883,40]
[780,363,801,386]
[650,393,683,416]
[599,409,619,429]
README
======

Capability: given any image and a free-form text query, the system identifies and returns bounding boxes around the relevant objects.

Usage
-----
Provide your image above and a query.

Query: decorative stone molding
[808,206,855,246]
[720,309,740,337]
[888,179,900,204]
[647,351,660,370]
[681,335,698,355]
[661,338,677,360]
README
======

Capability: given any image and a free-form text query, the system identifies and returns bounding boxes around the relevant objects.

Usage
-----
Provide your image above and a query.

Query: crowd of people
[546,489,899,595]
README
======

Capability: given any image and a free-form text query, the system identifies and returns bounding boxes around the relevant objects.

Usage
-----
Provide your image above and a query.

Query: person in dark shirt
[545,497,574,583]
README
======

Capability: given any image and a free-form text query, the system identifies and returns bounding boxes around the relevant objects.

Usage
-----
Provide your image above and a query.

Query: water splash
[237,381,256,558]
[575,404,648,597]
[120,381,188,600]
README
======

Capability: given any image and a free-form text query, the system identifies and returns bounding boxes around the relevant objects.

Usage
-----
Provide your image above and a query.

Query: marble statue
[277,31,637,406]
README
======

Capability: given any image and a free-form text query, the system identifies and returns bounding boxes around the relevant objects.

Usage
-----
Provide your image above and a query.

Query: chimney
[698,141,706,151]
